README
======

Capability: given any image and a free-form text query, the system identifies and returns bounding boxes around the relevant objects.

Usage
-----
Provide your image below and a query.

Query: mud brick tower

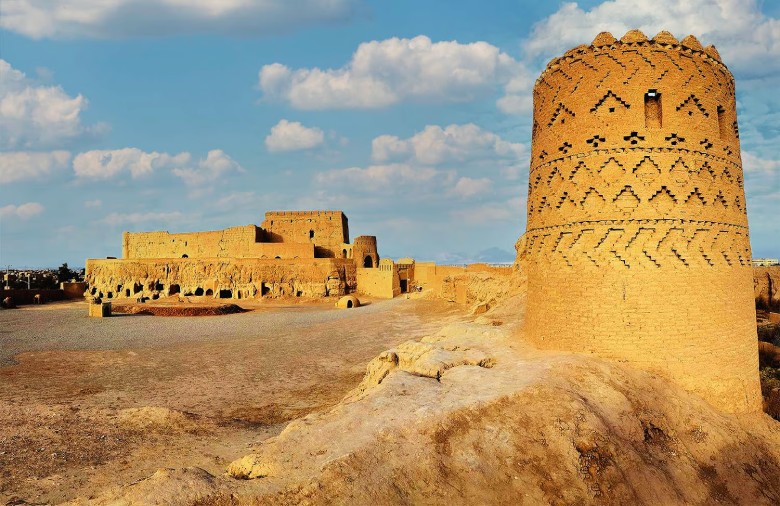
[518,30,761,412]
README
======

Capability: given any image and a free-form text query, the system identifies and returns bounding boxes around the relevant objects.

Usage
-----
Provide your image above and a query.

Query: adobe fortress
[518,30,761,412]
[86,211,402,301]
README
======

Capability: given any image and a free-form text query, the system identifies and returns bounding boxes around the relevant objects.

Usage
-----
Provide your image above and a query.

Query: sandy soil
[0,297,466,504]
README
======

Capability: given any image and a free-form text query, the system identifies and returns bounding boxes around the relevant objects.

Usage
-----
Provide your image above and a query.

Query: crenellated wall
[518,30,760,413]
[123,226,314,259]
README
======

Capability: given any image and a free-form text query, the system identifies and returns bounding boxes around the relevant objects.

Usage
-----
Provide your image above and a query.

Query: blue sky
[1,0,778,267]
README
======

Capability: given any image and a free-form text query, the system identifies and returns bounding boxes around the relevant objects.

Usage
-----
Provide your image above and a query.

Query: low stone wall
[61,282,87,298]
[0,289,69,306]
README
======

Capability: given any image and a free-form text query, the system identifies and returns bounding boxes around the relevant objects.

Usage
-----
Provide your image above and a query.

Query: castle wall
[519,30,761,413]
[123,226,315,260]
[356,260,400,299]
[86,257,355,300]
[261,211,349,258]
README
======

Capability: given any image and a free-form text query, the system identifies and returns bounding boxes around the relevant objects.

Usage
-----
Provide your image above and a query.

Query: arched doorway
[364,256,373,268]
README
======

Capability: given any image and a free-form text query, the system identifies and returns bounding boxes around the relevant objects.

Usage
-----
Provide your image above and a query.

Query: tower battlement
[519,30,761,413]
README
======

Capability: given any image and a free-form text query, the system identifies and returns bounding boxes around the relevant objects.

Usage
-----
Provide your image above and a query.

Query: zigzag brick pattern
[518,30,761,413]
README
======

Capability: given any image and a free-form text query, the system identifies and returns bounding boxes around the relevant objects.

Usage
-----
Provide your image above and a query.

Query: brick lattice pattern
[518,30,761,413]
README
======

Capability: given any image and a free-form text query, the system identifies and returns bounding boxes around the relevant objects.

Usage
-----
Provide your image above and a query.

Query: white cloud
[265,119,325,152]
[743,151,780,196]
[84,199,102,208]
[0,202,44,220]
[259,35,528,110]
[0,59,105,149]
[371,123,525,165]
[1,0,361,39]
[496,93,533,115]
[524,0,780,76]
[172,149,244,186]
[215,191,255,207]
[0,150,71,184]
[450,177,493,198]
[99,211,186,227]
[316,163,444,192]
[450,196,525,225]
[73,148,190,179]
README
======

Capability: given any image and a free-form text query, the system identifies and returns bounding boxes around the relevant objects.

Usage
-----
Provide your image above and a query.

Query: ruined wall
[356,259,400,299]
[86,257,355,300]
[261,211,349,258]
[755,266,780,311]
[518,30,760,413]
[352,236,379,268]
[414,263,513,293]
[123,226,315,260]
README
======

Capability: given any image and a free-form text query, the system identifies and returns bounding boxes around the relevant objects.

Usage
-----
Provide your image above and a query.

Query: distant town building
[753,258,780,267]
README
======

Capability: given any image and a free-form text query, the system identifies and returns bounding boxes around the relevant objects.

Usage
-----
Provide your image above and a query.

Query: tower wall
[261,211,349,258]
[519,30,761,412]
[352,236,379,268]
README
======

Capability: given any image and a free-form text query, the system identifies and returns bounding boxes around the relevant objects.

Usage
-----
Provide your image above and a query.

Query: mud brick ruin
[518,30,761,412]
[86,210,402,301]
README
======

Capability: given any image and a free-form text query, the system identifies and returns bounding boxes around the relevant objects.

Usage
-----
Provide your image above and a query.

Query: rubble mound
[111,303,245,317]
[117,407,203,433]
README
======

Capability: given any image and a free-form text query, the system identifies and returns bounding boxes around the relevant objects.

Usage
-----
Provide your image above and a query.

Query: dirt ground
[0,296,466,504]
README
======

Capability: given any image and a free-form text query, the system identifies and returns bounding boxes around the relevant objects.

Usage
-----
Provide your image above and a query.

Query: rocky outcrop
[80,319,780,505]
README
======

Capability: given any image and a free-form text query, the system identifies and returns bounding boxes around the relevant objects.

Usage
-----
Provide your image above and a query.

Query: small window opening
[195,287,204,296]
[717,106,728,140]
[219,289,232,299]
[644,90,662,128]
[364,256,373,268]
[347,300,353,308]
[205,288,214,297]
[309,230,315,239]
[182,254,188,258]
